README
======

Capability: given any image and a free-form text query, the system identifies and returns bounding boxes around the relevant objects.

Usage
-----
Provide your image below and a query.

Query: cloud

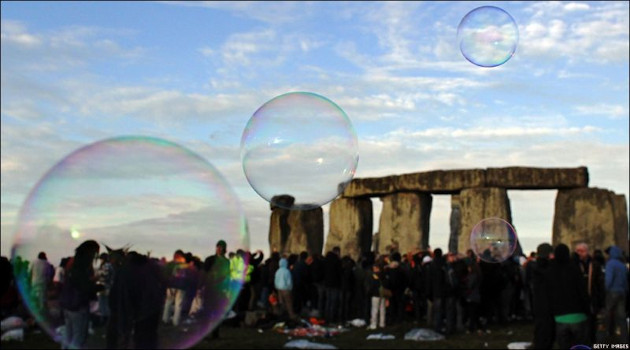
[519,2,629,63]
[563,3,590,12]
[159,1,311,24]
[1,20,42,47]
[575,104,628,119]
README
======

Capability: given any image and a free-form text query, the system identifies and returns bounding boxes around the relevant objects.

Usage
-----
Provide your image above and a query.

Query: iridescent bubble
[470,217,518,263]
[240,92,359,210]
[457,6,519,67]
[11,136,249,349]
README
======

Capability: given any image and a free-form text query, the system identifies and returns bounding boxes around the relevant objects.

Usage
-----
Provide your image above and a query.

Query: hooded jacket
[605,246,628,294]
[543,244,589,317]
[274,258,293,291]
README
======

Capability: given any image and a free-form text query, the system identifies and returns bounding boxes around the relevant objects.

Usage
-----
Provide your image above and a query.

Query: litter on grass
[403,328,445,341]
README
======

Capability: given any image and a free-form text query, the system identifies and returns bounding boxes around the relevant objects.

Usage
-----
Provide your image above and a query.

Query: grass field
[3,318,536,349]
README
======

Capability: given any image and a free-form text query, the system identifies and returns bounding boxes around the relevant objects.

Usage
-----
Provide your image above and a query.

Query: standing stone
[269,195,295,254]
[283,207,324,256]
[458,188,512,255]
[613,194,629,254]
[372,232,380,254]
[553,188,625,252]
[378,192,432,255]
[448,195,461,254]
[326,197,373,261]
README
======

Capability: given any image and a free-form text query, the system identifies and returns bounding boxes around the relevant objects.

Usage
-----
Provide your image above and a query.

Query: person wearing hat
[530,242,554,349]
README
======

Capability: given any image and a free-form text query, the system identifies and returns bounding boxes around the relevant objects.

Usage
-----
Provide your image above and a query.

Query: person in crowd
[291,251,310,317]
[60,240,103,349]
[545,243,590,349]
[444,252,465,335]
[203,240,230,340]
[309,252,326,318]
[604,245,628,342]
[230,249,248,315]
[339,255,355,323]
[353,253,371,321]
[480,252,506,326]
[409,252,426,324]
[573,242,605,343]
[259,251,280,312]
[247,250,265,311]
[161,249,188,327]
[1,256,19,319]
[96,252,114,327]
[30,251,53,313]
[421,254,433,327]
[274,257,296,320]
[385,251,407,324]
[531,243,554,349]
[427,248,447,334]
[523,252,537,320]
[368,262,386,330]
[323,247,342,324]
[464,257,483,334]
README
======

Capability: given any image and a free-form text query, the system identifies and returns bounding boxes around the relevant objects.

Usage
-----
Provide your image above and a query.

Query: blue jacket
[274,258,293,291]
[605,246,628,294]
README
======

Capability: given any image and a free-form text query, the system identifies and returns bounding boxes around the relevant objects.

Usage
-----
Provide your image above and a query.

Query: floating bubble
[457,6,519,67]
[470,217,518,263]
[11,136,249,349]
[240,92,359,210]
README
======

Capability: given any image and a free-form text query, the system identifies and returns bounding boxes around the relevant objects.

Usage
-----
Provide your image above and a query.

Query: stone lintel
[342,167,589,197]
[486,166,588,189]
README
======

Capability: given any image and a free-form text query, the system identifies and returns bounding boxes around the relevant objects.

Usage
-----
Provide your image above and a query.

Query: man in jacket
[275,258,296,320]
[544,244,590,349]
[604,245,628,342]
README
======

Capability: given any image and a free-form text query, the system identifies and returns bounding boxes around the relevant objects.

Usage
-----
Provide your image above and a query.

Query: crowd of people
[1,239,628,349]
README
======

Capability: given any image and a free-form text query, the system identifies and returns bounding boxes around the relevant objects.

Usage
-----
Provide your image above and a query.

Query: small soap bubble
[457,6,519,67]
[470,217,518,263]
[240,92,359,210]
[11,136,249,349]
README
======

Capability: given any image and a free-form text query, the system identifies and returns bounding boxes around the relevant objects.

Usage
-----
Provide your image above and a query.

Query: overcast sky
[2,1,628,263]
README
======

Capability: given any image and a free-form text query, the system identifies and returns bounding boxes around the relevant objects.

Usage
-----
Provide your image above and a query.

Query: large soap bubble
[11,136,249,349]
[457,6,519,67]
[241,92,359,210]
[470,217,518,263]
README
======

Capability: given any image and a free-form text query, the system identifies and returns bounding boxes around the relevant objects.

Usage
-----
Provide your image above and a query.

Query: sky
[1,1,629,264]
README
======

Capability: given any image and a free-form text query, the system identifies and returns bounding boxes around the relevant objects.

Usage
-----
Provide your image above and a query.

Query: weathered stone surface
[269,194,323,255]
[341,176,398,198]
[342,170,485,197]
[270,194,296,210]
[269,207,291,254]
[458,188,512,254]
[342,167,589,198]
[396,169,486,194]
[613,194,629,254]
[486,167,588,189]
[552,188,618,252]
[325,197,373,261]
[448,195,461,254]
[377,192,432,254]
[284,208,324,256]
